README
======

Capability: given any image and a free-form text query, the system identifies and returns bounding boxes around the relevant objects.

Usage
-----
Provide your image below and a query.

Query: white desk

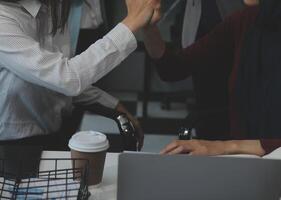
[41,151,119,200]
[41,148,281,200]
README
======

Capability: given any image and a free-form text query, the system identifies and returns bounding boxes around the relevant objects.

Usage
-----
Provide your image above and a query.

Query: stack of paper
[0,177,81,199]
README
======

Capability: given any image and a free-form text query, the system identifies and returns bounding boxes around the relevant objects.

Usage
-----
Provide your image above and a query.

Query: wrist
[116,102,130,115]
[222,141,240,155]
[122,17,139,34]
[143,26,166,59]
[143,24,157,32]
[145,41,166,59]
[116,102,124,112]
[223,140,266,156]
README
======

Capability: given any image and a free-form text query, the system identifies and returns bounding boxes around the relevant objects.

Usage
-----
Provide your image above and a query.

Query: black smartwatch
[178,127,196,140]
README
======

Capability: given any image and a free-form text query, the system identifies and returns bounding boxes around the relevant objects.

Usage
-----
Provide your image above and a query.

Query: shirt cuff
[260,139,281,155]
[105,23,137,55]
[98,90,119,109]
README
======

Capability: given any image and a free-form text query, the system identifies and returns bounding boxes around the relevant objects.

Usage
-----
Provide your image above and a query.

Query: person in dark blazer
[144,0,281,157]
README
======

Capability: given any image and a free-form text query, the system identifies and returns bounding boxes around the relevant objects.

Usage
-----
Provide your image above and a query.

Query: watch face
[178,127,196,140]
[117,115,129,125]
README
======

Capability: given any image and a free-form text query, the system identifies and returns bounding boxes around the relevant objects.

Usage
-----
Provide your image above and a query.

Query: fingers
[166,146,185,155]
[155,1,161,10]
[132,119,144,151]
[150,0,161,25]
[149,9,161,25]
[137,135,144,151]
[160,141,180,154]
[148,0,158,7]
[135,126,144,151]
[160,140,227,156]
[123,0,162,32]
[151,0,161,10]
[160,140,193,155]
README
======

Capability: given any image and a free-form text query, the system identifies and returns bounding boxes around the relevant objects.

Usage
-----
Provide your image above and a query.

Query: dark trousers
[0,107,85,151]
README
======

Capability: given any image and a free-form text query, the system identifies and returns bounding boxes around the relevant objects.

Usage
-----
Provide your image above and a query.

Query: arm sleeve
[260,139,281,155]
[154,12,237,82]
[73,86,119,109]
[0,14,137,96]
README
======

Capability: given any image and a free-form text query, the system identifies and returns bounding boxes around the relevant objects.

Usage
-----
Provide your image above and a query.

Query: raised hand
[149,3,161,26]
[122,0,161,33]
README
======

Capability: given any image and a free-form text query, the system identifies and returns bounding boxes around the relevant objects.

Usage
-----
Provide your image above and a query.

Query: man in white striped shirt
[0,0,161,149]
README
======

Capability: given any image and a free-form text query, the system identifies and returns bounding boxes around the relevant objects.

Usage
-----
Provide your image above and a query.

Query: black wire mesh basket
[0,158,91,200]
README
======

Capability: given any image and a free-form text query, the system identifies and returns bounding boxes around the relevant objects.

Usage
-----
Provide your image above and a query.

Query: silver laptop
[117,153,281,200]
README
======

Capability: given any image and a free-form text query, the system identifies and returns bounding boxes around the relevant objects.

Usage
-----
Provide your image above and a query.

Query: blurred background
[76,0,245,152]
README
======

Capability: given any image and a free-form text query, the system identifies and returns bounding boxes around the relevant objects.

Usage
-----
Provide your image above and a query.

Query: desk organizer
[0,158,90,200]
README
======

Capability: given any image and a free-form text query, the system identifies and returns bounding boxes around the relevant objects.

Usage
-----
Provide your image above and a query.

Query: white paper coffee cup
[68,131,109,185]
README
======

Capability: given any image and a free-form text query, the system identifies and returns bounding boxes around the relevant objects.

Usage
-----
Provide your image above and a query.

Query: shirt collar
[19,0,42,18]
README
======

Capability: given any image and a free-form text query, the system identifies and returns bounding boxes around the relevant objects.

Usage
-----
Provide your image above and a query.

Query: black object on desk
[178,106,230,141]
[178,127,196,140]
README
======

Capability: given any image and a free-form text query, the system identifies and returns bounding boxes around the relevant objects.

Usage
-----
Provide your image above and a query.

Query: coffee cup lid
[68,131,109,153]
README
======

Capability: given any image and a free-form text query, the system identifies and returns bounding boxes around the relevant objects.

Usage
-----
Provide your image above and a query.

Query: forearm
[0,21,136,97]
[223,140,266,156]
[73,86,119,109]
[116,103,133,118]
[142,26,192,81]
[143,26,166,59]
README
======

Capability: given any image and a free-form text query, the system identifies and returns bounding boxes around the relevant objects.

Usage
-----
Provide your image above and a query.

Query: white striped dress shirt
[0,0,137,140]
